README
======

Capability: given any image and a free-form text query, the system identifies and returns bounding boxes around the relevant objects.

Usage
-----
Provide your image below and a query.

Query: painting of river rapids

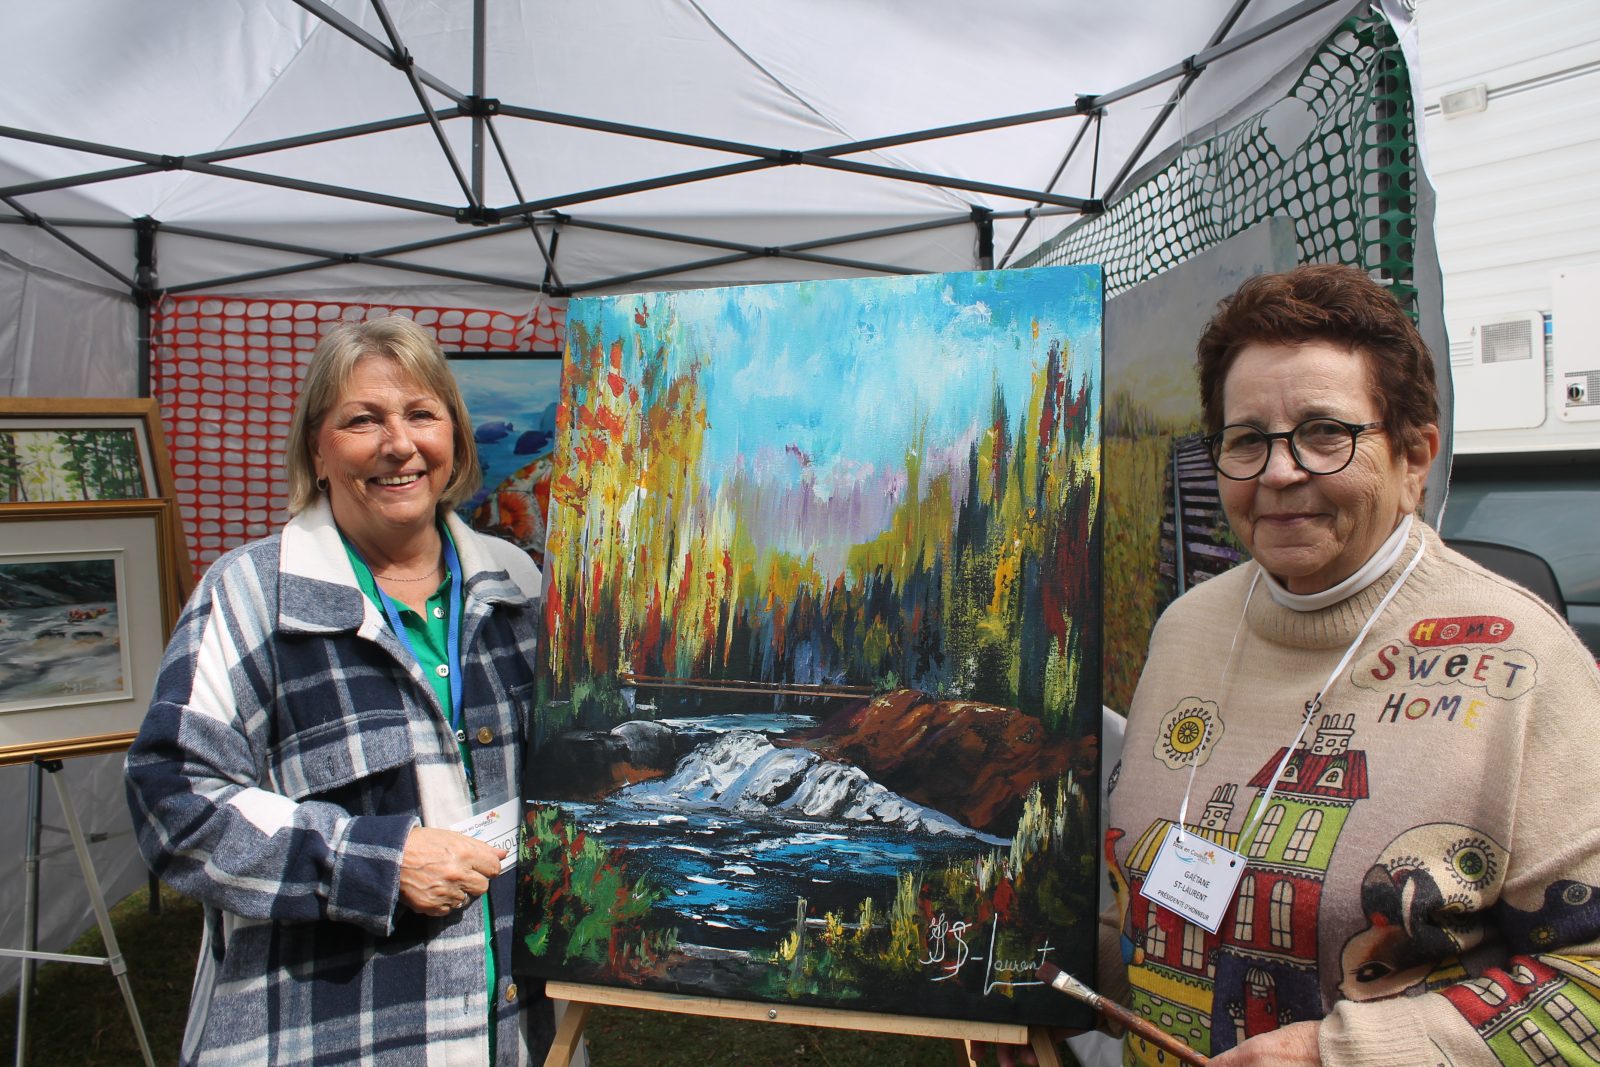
[514,266,1103,1026]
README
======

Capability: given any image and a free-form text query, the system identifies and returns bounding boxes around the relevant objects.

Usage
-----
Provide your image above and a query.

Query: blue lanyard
[351,533,467,737]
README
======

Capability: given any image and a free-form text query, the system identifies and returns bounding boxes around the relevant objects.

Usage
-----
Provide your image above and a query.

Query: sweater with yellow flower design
[1102,523,1600,1066]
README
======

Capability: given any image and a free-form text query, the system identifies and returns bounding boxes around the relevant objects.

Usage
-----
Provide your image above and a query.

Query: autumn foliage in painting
[539,302,1100,735]
[517,270,1103,1024]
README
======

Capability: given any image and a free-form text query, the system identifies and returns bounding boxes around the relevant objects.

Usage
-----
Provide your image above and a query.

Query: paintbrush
[1035,961,1212,1066]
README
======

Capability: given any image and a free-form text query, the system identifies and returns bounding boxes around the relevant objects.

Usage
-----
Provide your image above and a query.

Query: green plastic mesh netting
[1020,10,1417,314]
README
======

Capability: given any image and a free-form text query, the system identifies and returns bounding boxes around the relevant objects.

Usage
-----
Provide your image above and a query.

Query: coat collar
[276,497,528,636]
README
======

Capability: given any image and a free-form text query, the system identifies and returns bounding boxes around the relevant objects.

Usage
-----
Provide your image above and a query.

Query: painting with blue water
[514,268,1103,1027]
[447,356,563,568]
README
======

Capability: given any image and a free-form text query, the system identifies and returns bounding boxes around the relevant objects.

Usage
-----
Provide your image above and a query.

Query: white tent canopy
[0,0,1386,997]
[2,0,1361,383]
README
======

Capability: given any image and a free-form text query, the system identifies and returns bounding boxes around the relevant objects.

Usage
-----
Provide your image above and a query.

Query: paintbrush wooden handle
[1092,995,1211,1067]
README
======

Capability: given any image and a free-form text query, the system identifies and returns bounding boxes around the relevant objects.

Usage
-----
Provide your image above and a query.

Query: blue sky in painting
[569,267,1101,502]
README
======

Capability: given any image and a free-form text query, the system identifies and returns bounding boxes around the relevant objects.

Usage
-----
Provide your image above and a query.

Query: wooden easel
[544,981,1062,1067]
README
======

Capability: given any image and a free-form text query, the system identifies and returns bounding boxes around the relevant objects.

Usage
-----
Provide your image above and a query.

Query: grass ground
[0,888,1057,1066]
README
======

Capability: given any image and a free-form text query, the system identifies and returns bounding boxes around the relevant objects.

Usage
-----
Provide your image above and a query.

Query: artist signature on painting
[920,913,973,980]
[921,914,1055,992]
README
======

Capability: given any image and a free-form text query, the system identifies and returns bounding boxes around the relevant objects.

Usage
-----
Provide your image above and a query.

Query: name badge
[450,796,520,873]
[1138,824,1247,934]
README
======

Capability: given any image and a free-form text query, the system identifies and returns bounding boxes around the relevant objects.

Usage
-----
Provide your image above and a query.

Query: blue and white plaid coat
[126,500,553,1065]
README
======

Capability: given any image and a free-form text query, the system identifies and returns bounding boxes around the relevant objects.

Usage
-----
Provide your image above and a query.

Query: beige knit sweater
[1103,522,1600,1066]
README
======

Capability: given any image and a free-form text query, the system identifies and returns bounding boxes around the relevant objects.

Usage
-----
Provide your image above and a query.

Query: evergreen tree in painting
[518,268,1103,1028]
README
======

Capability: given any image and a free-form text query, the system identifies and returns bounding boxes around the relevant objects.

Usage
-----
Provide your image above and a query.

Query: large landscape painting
[515,267,1103,1026]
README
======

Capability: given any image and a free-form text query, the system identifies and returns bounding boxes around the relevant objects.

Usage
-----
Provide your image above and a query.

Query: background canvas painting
[1099,220,1296,711]
[0,556,127,713]
[515,267,1104,1026]
[450,356,563,567]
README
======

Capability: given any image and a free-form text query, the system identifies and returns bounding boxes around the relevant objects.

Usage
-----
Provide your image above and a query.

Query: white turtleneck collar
[1261,514,1414,612]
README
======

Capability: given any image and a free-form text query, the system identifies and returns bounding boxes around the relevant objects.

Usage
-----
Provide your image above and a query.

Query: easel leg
[542,1000,591,1067]
[1028,1025,1063,1067]
[46,762,157,1067]
[14,762,44,1067]
[959,1031,1062,1067]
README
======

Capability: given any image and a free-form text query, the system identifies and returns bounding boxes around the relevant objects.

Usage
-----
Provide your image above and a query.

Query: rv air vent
[1480,320,1533,363]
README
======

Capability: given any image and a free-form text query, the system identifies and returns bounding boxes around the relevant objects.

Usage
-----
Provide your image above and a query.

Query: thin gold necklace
[371,562,441,583]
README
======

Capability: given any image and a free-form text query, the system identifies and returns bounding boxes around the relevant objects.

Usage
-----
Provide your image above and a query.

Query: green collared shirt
[341,528,497,1059]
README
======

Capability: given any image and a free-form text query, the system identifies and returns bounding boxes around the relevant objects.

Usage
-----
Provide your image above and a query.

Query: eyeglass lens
[1212,419,1359,477]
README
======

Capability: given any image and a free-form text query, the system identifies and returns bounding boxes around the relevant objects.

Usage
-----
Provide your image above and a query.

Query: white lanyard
[1175,535,1427,848]
[1145,537,1427,932]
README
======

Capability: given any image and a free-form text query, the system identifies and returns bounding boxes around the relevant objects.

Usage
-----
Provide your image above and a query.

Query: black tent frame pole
[369,0,480,208]
[998,113,1097,268]
[1101,0,1256,202]
[483,108,567,290]
[558,217,922,277]
[0,195,134,289]
[0,112,454,200]
[289,0,469,106]
[134,218,157,398]
[471,0,487,201]
[0,0,1350,297]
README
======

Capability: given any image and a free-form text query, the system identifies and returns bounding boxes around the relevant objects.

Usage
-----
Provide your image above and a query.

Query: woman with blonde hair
[128,315,553,1065]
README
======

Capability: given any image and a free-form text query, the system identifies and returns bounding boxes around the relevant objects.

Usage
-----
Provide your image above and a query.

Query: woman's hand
[1210,1021,1321,1066]
[398,826,505,917]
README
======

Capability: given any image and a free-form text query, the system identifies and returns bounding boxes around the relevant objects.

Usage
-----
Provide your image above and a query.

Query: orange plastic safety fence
[150,296,566,582]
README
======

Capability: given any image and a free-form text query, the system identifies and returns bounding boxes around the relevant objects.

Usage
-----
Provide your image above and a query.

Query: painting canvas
[514,266,1104,1027]
[1100,220,1296,711]
[0,554,130,713]
[0,500,178,766]
[0,425,152,502]
[450,357,564,568]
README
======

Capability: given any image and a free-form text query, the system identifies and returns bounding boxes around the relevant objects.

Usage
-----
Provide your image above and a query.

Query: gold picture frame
[0,397,193,601]
[0,500,181,766]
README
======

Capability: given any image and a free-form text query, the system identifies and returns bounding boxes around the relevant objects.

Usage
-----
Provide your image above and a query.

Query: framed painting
[0,397,193,604]
[0,398,179,503]
[514,267,1104,1028]
[0,499,181,766]
[446,353,565,569]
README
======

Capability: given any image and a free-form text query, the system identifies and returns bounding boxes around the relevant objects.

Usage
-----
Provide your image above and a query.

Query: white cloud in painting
[728,343,818,400]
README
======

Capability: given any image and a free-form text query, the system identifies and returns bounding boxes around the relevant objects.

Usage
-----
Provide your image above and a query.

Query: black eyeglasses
[1204,418,1384,480]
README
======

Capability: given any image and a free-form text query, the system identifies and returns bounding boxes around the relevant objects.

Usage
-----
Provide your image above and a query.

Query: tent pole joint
[466,96,500,116]
[456,204,503,225]
[971,206,995,269]
[134,216,160,291]
[1074,95,1100,114]
[161,155,184,171]
[777,150,803,165]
